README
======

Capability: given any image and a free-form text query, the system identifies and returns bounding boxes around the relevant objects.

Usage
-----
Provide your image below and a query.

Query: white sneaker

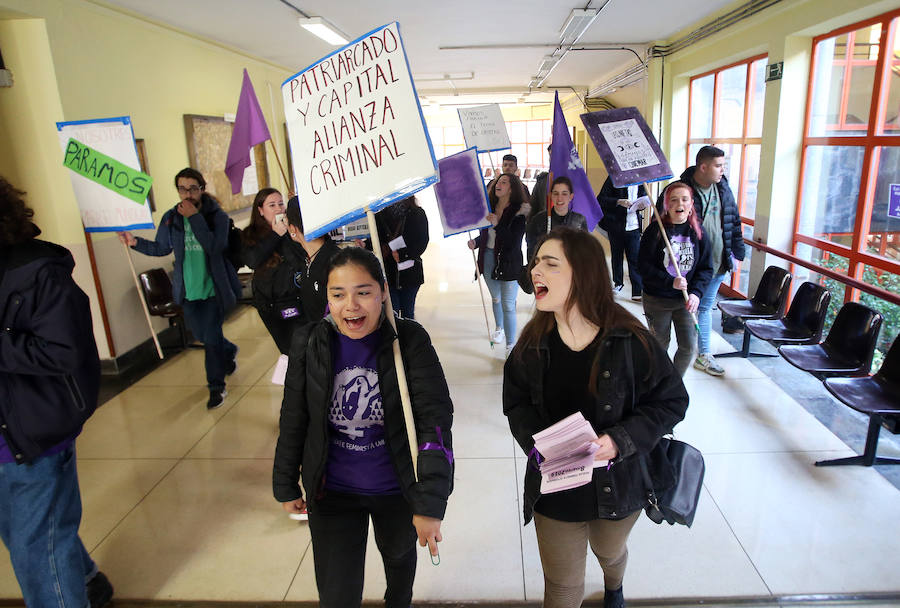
[505,345,514,358]
[491,327,505,344]
[693,353,725,376]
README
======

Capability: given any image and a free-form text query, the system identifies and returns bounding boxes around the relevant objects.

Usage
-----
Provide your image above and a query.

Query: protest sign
[282,22,438,238]
[457,104,511,152]
[57,117,154,232]
[434,147,491,237]
[341,217,371,240]
[580,107,673,188]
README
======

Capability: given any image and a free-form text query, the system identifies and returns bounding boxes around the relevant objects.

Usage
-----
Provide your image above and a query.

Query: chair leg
[718,330,779,358]
[815,415,900,467]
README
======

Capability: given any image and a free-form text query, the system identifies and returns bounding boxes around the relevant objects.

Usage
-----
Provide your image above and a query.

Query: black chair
[778,302,883,379]
[718,266,792,358]
[815,339,900,467]
[138,268,192,350]
[734,282,832,357]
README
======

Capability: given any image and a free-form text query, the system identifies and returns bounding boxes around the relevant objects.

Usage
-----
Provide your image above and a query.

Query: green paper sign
[62,138,152,204]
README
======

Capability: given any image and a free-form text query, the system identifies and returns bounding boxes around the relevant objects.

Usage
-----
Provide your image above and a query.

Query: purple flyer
[890,184,900,219]
[434,147,491,237]
[580,107,673,188]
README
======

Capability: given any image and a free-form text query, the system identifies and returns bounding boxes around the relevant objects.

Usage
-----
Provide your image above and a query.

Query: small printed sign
[889,184,900,219]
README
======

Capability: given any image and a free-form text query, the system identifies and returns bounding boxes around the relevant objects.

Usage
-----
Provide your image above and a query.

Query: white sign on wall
[457,104,511,152]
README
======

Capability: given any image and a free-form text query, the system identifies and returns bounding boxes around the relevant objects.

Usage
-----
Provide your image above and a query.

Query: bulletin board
[183,114,269,213]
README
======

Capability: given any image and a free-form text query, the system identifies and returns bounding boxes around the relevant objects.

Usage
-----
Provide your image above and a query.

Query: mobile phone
[275,213,286,225]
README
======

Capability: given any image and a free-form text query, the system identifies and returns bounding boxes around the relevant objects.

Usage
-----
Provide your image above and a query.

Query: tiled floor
[2,227,899,605]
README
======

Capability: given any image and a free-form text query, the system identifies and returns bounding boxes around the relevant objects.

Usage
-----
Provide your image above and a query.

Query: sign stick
[266,140,293,196]
[122,240,164,359]
[467,230,495,347]
[546,170,553,235]
[644,183,700,330]
[366,207,419,479]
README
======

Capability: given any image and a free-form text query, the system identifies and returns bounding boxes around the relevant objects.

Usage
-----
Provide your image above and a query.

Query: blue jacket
[133,194,241,312]
[0,230,100,463]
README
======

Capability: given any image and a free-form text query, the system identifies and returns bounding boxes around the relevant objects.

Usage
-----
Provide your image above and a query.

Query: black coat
[299,239,341,324]
[0,233,100,463]
[242,231,307,312]
[273,316,454,519]
[597,179,648,236]
[638,222,713,300]
[503,328,688,524]
[475,205,527,281]
[376,205,429,290]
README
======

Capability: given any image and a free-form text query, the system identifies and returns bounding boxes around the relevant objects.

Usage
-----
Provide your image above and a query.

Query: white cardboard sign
[457,104,510,152]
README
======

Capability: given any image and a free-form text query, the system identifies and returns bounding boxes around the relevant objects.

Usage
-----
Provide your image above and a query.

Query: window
[795,9,900,366]
[687,55,767,296]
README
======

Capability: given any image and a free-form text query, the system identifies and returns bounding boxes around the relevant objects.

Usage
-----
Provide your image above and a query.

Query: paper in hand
[388,236,407,251]
[397,259,414,271]
[271,354,289,386]
[630,196,652,211]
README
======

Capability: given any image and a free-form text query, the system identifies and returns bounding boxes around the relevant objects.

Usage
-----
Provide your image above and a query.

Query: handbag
[638,437,705,527]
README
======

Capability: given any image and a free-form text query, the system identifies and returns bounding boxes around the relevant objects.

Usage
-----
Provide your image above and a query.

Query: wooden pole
[644,183,700,330]
[122,240,164,359]
[467,230,495,347]
[366,207,419,480]
[266,139,292,196]
[546,170,553,235]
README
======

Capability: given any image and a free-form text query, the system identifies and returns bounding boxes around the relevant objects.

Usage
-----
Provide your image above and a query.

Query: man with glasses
[118,168,241,409]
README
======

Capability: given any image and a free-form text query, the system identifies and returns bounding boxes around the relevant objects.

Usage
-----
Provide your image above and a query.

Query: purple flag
[225,69,271,194]
[549,91,602,230]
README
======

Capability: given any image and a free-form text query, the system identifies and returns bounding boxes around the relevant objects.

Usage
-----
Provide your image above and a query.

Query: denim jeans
[308,492,417,608]
[182,297,237,392]
[389,285,421,320]
[608,229,643,296]
[482,249,519,346]
[0,444,95,607]
[642,293,698,376]
[697,273,727,354]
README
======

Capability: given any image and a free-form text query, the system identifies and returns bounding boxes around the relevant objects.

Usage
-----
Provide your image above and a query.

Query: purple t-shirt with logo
[324,330,401,495]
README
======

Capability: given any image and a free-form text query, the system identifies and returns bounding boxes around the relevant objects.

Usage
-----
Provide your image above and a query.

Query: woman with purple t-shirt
[273,247,454,608]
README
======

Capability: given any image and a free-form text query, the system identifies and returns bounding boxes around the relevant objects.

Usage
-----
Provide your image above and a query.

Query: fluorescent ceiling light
[559,8,599,42]
[298,17,349,45]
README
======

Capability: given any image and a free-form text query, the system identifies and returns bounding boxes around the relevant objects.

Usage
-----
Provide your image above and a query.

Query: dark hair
[550,176,573,193]
[695,145,724,166]
[284,196,331,243]
[241,189,283,268]
[489,173,525,213]
[326,246,386,289]
[660,181,702,239]
[0,176,36,246]
[516,226,652,385]
[502,154,517,164]
[174,167,206,189]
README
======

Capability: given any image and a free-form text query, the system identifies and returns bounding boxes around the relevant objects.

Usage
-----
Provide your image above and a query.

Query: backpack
[225,218,243,270]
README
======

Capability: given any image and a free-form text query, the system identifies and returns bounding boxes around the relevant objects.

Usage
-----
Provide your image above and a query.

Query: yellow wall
[0,0,293,358]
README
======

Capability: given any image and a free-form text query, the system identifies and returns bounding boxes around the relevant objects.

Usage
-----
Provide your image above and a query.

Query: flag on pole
[549,91,602,230]
[225,69,271,194]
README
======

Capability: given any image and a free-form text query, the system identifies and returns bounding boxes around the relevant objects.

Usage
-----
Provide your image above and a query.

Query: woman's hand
[117,231,137,247]
[281,497,306,514]
[672,276,688,291]
[686,293,700,314]
[412,514,442,556]
[592,434,619,461]
[392,250,400,262]
[467,239,477,250]
[486,213,498,226]
[617,198,631,207]
[271,216,288,236]
[517,202,531,217]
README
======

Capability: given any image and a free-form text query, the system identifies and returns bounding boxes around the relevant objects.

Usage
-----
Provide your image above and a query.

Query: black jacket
[638,222,713,300]
[376,205,429,290]
[273,316,454,519]
[597,179,648,236]
[526,209,588,261]
[475,205,527,281]
[299,239,341,325]
[668,168,746,272]
[504,328,688,524]
[241,231,307,312]
[0,232,100,463]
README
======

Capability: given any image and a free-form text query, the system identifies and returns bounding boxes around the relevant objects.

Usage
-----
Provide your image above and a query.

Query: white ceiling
[100,0,738,105]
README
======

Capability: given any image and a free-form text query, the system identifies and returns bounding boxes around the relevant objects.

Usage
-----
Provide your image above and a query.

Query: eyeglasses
[177,185,201,195]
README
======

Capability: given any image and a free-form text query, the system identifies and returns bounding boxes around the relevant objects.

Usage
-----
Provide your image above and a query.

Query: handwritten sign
[457,104,511,152]
[57,117,154,232]
[580,107,673,188]
[63,138,152,204]
[434,148,492,237]
[282,22,438,238]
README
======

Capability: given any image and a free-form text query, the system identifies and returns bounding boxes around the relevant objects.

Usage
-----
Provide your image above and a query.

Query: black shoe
[603,586,625,608]
[226,346,239,375]
[86,571,113,608]
[207,389,227,410]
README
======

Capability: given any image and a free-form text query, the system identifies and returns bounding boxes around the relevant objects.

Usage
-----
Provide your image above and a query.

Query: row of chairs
[716,266,899,468]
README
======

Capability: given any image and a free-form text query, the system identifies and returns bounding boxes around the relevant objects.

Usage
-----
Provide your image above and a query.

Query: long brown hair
[488,173,525,214]
[516,226,652,385]
[242,187,282,268]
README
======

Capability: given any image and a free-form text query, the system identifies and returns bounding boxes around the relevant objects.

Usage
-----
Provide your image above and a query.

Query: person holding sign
[468,174,530,356]
[274,247,453,608]
[240,188,308,355]
[526,176,588,261]
[118,168,241,410]
[638,181,713,377]
[376,196,429,320]
[598,178,649,302]
[504,227,688,608]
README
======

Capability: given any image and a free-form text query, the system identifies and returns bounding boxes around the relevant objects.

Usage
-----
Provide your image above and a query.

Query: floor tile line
[282,538,313,602]
[512,448,529,601]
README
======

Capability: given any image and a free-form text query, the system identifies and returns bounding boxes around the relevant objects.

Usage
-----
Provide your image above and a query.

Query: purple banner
[580,107,672,188]
[434,147,491,237]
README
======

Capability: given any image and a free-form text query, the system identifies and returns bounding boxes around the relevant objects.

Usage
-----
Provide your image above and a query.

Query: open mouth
[344,315,366,331]
[534,281,549,298]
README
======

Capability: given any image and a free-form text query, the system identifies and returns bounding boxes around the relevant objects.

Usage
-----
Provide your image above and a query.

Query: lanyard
[699,186,716,221]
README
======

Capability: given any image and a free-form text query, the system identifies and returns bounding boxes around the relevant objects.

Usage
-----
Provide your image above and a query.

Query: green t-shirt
[182,216,215,301]
[698,185,725,275]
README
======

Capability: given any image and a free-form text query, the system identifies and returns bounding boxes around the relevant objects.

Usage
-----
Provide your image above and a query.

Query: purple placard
[434,147,491,237]
[580,107,673,188]
[890,184,900,219]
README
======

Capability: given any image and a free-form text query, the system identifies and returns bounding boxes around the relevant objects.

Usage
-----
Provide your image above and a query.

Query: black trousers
[308,492,417,608]
[608,229,643,296]
[256,305,304,355]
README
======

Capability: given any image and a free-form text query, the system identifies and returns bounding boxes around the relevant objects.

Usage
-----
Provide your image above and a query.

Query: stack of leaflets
[532,412,608,494]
